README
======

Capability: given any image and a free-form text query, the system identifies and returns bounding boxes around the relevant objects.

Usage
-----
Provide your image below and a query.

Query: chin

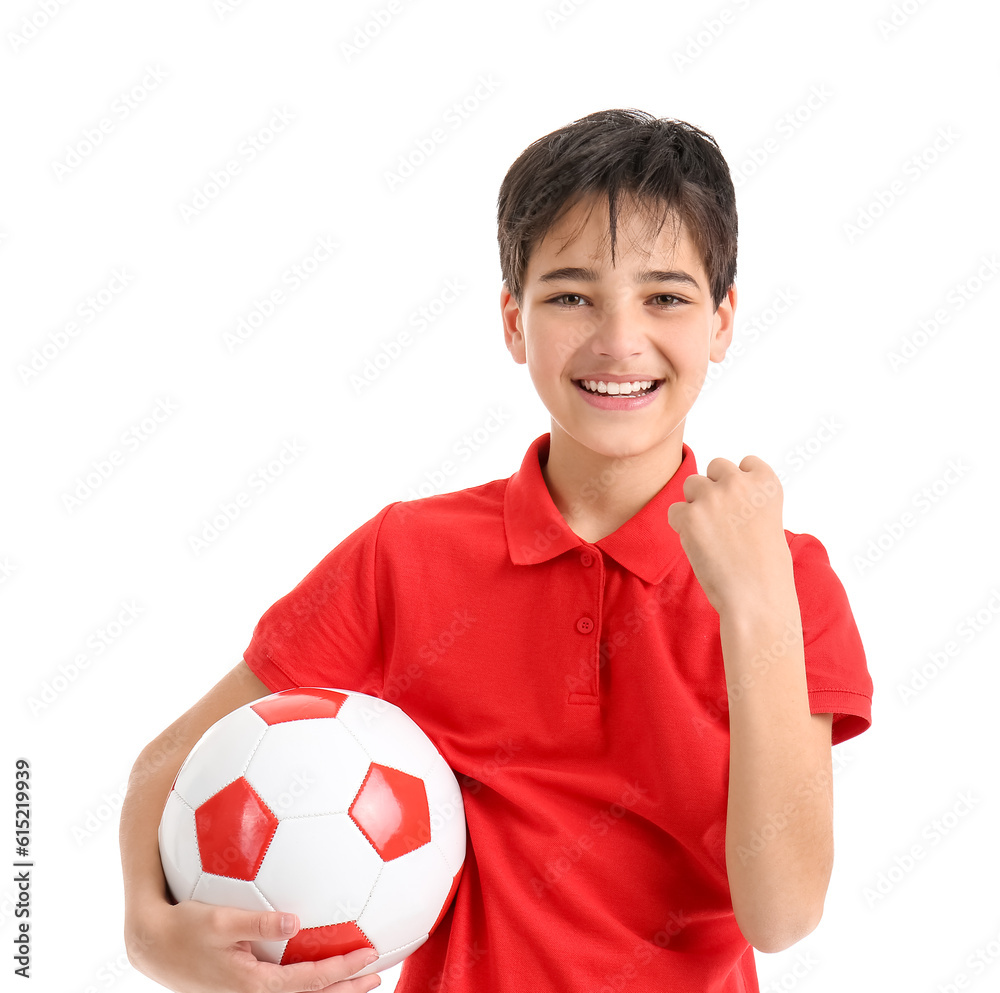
[565,424,675,461]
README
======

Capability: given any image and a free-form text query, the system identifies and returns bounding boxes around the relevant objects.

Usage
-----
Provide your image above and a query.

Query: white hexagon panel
[157,686,467,975]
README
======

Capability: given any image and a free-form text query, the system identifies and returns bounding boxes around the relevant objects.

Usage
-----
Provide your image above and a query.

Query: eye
[548,292,686,308]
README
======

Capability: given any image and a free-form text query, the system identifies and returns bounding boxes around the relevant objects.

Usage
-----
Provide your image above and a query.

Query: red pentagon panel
[429,863,464,936]
[195,778,278,879]
[281,921,373,964]
[349,763,430,861]
[251,687,349,726]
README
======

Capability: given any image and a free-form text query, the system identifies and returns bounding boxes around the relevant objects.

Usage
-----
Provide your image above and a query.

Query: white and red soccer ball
[157,686,466,975]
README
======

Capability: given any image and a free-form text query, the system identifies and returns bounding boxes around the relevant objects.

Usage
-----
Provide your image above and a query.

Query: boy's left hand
[666,455,794,616]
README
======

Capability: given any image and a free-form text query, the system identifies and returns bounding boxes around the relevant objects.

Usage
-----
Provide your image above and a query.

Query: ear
[500,282,527,365]
[709,284,737,364]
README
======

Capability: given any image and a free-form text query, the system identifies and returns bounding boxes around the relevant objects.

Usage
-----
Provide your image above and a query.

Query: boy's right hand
[126,898,382,993]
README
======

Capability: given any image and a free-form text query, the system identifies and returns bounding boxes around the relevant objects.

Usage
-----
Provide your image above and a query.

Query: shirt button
[579,551,594,567]
[576,617,594,634]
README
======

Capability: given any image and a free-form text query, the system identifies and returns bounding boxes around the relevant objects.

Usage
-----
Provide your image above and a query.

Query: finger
[255,946,381,992]
[326,974,382,993]
[705,457,735,479]
[214,905,300,943]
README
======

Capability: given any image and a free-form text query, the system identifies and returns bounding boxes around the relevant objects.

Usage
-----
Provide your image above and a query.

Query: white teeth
[579,379,656,395]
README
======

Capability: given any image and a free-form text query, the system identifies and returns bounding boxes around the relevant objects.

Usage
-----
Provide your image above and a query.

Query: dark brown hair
[497,108,737,311]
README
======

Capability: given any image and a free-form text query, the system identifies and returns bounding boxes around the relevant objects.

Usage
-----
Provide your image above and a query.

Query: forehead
[529,192,696,271]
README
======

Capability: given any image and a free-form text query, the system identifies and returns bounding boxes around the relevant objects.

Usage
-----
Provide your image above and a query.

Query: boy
[120,108,873,992]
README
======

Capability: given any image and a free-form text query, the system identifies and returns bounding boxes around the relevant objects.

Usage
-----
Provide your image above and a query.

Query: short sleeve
[242,501,400,698]
[788,531,874,745]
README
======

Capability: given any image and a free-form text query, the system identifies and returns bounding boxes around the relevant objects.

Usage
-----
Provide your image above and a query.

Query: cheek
[671,337,711,371]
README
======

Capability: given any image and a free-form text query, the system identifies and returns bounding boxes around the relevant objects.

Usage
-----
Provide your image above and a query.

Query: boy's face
[501,193,736,465]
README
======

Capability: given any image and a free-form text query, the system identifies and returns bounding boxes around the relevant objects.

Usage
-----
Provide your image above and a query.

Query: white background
[3,0,999,990]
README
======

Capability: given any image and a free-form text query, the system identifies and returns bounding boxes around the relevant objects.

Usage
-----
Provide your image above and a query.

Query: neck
[540,423,685,542]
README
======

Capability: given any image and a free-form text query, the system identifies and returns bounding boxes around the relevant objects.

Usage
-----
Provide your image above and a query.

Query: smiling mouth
[573,379,663,396]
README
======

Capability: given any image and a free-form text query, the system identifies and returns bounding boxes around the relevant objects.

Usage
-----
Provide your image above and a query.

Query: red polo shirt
[243,432,873,992]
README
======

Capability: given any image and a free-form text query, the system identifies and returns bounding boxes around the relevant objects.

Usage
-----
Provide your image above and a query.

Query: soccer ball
[157,686,466,975]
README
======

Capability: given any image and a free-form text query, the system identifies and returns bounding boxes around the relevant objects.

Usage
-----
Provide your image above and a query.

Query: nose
[586,294,645,361]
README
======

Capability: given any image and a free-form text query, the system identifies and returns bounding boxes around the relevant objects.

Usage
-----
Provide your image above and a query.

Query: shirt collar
[503,432,699,585]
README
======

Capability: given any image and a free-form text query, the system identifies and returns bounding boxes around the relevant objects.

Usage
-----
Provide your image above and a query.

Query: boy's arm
[720,598,834,954]
[120,660,269,920]
[665,456,838,953]
[119,660,383,993]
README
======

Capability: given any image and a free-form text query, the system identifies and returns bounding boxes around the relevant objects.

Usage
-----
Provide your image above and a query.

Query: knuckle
[205,904,228,932]
[262,966,295,993]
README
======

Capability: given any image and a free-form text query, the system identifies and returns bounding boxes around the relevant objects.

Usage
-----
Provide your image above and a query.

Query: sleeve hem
[243,647,297,694]
[809,688,872,746]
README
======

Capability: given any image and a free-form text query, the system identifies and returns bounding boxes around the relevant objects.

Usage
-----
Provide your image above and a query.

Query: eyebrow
[536,266,702,290]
